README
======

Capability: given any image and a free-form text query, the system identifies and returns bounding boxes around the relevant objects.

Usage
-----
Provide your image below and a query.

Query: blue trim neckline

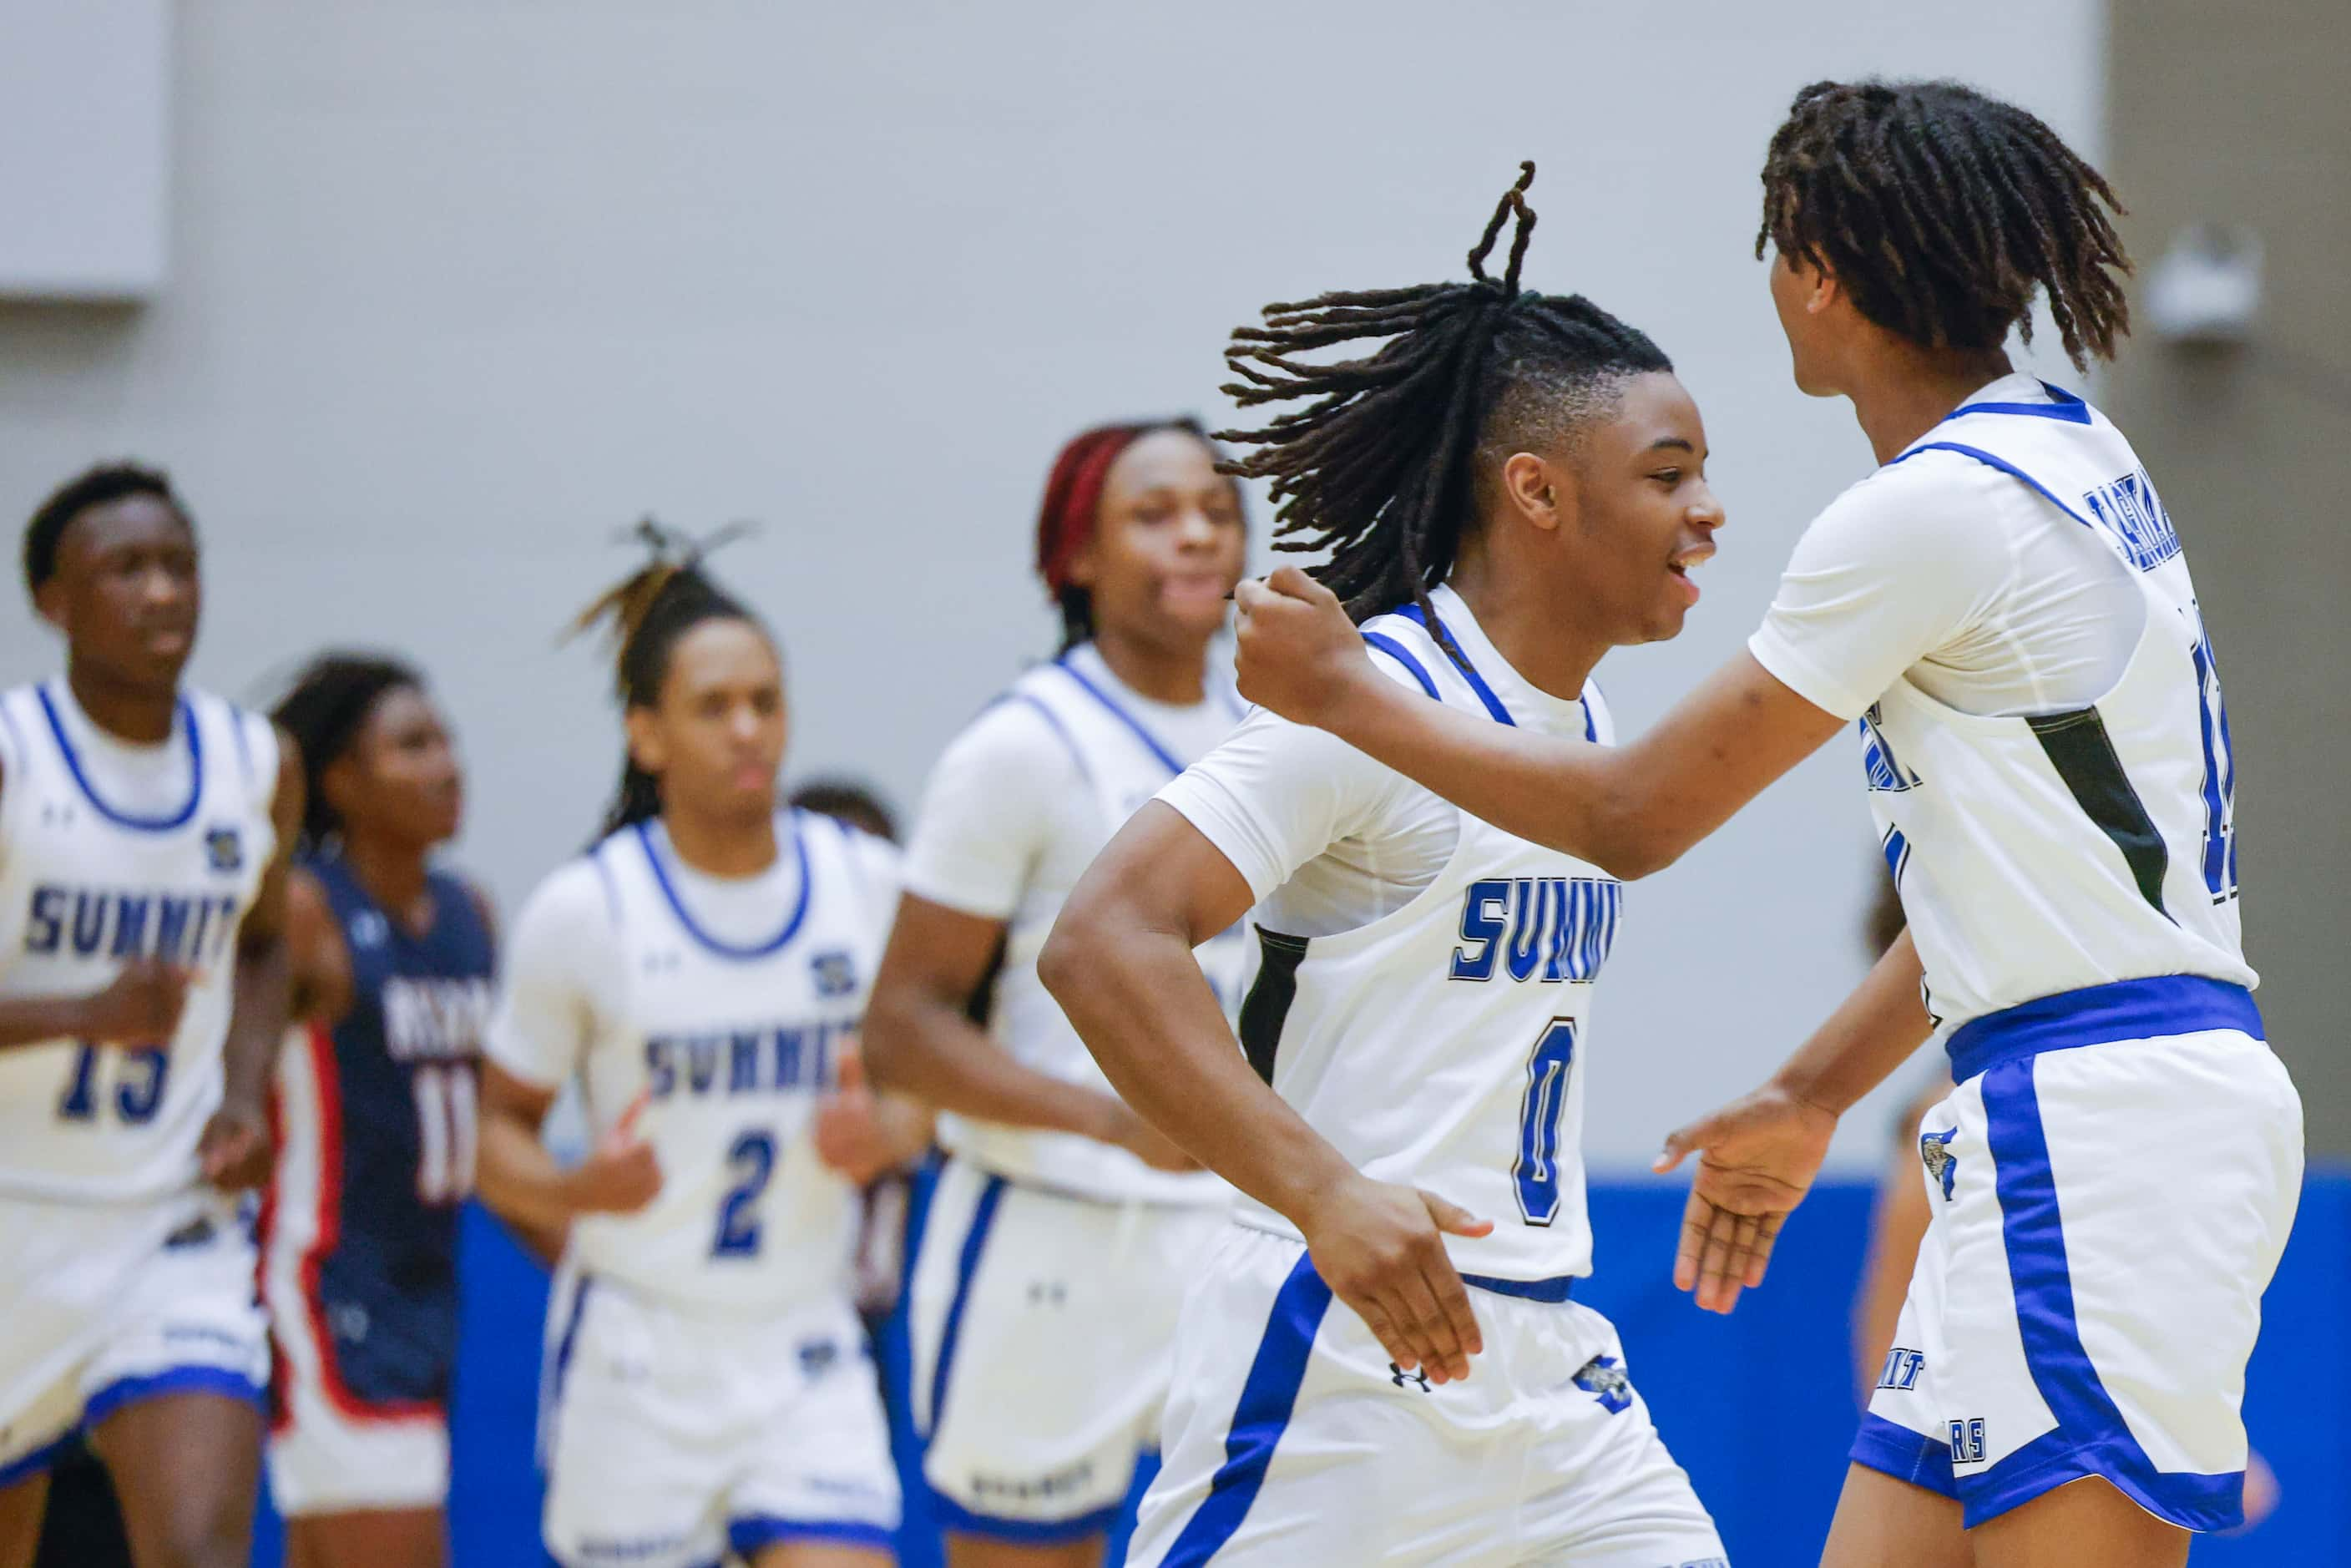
[1943,380,2093,425]
[37,684,203,832]
[634,814,812,959]
[1392,604,1515,726]
[1053,654,1191,776]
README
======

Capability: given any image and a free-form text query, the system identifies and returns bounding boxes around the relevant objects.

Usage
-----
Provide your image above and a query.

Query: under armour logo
[1388,1363,1430,1393]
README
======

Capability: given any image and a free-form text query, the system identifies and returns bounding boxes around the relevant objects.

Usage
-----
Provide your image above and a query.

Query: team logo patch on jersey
[811,949,858,998]
[205,825,244,873]
[1573,1353,1632,1414]
[1921,1127,1959,1201]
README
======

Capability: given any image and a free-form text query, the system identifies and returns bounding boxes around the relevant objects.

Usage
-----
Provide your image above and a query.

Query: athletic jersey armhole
[902,698,1074,921]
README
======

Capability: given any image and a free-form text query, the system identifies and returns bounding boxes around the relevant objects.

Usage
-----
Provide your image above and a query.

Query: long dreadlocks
[1757,79,2131,368]
[569,518,766,839]
[1216,163,1672,653]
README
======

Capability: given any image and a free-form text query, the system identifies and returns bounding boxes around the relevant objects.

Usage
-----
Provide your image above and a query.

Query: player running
[261,655,495,1568]
[1041,169,1731,1566]
[0,463,303,1568]
[862,417,1250,1565]
[1229,85,2301,1568]
[478,528,928,1568]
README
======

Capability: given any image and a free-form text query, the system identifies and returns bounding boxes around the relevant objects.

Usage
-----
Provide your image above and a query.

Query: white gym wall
[0,0,2104,1173]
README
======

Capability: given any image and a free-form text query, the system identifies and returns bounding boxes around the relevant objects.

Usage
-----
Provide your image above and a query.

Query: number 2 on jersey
[1514,1019,1576,1226]
[712,1129,777,1258]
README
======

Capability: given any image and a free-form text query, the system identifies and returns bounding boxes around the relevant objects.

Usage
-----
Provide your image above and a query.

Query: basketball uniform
[0,680,278,1489]
[1748,377,2303,1531]
[1134,589,1726,1568]
[490,810,901,1568]
[261,857,493,1516]
[902,642,1251,1541]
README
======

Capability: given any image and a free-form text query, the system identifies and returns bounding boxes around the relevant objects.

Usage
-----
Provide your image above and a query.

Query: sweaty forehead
[59,493,195,562]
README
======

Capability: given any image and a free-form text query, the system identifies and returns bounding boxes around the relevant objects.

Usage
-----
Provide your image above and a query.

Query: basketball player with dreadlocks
[0,463,303,1568]
[1041,169,1730,1565]
[260,655,494,1568]
[478,529,927,1568]
[1230,83,2301,1567]
[862,418,1248,1565]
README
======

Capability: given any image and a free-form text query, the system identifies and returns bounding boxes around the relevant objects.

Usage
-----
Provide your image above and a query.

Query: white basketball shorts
[1853,978,2303,1533]
[1127,1223,1727,1568]
[538,1270,899,1568]
[908,1158,1223,1543]
[0,1188,269,1488]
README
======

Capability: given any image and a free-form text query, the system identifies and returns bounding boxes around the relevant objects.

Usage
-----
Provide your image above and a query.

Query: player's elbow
[1034,907,1097,1018]
[1037,877,1130,1026]
[1583,795,1686,882]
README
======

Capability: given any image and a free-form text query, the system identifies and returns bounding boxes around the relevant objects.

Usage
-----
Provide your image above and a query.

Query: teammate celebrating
[862,417,1248,1564]
[478,528,926,1568]
[0,463,303,1568]
[1229,86,2301,1566]
[260,655,494,1568]
[1040,169,1730,1566]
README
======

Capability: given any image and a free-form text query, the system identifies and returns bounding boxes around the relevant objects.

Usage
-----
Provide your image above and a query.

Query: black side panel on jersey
[1237,928,1310,1085]
[2025,707,2172,915]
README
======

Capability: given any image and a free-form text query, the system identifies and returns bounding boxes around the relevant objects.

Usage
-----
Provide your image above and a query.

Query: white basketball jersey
[940,651,1251,1204]
[563,811,890,1313]
[1231,608,1620,1284]
[0,680,278,1201]
[1865,383,2256,1037]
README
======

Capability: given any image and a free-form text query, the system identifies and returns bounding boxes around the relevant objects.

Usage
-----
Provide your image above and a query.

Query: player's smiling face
[1068,428,1246,651]
[36,493,201,694]
[628,618,787,831]
[1561,371,1724,646]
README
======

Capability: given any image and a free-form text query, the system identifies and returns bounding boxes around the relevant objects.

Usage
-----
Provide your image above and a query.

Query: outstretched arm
[1232,567,1847,878]
[1040,803,1493,1385]
[1653,928,1934,1313]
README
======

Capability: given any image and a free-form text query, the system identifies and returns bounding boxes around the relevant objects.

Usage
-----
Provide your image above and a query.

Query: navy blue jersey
[263,856,493,1413]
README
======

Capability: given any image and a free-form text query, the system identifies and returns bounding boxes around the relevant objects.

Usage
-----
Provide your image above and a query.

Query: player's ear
[1805,258,1841,317]
[318,751,364,823]
[1500,451,1570,534]
[32,578,67,631]
[623,706,666,777]
[1064,535,1101,592]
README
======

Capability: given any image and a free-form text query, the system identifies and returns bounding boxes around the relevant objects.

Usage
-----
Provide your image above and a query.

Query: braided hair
[1217,163,1671,654]
[1757,78,2131,369]
[569,519,766,839]
[270,653,425,855]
